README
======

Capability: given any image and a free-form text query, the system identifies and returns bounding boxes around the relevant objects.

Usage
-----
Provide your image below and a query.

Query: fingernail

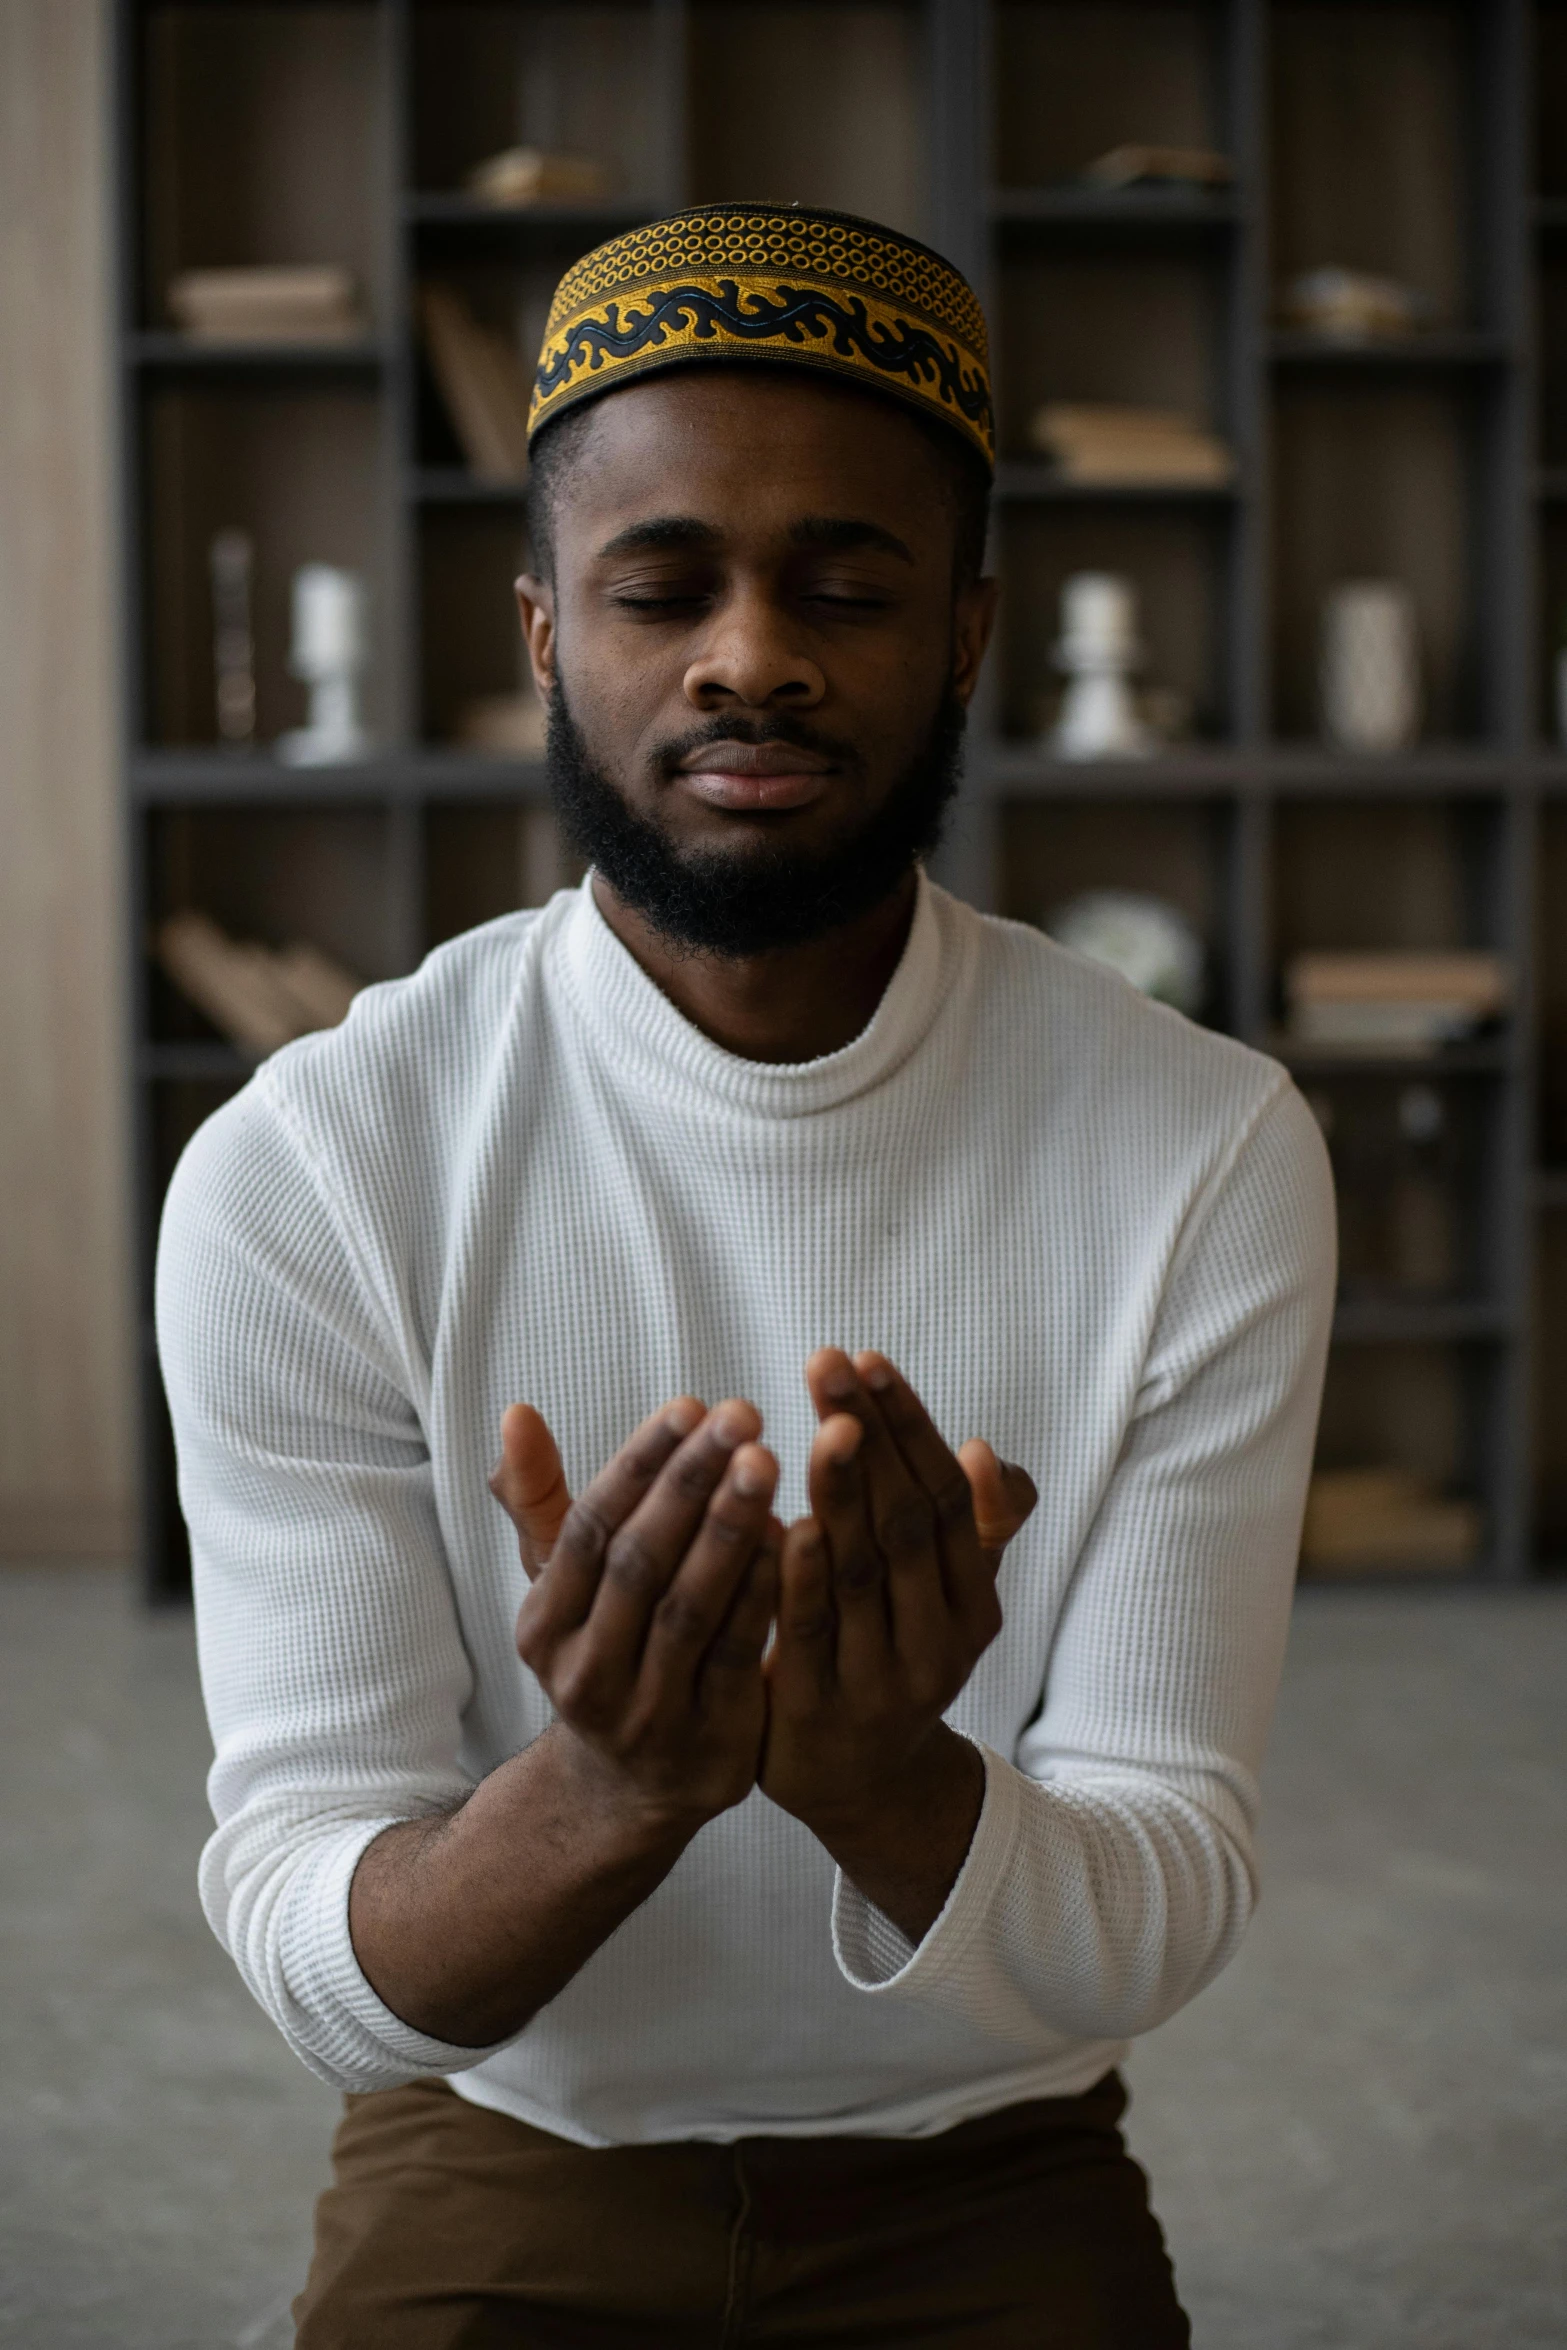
[732,1455,770,1497]
[666,1400,704,1436]
[711,1404,751,1448]
[820,1365,856,1401]
[859,1355,894,1392]
[829,1419,863,1460]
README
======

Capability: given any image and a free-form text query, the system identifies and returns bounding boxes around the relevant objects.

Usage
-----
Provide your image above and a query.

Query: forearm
[348,1722,697,2046]
[803,1724,985,1946]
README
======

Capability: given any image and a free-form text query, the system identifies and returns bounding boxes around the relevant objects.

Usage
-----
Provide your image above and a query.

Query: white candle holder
[278,564,372,766]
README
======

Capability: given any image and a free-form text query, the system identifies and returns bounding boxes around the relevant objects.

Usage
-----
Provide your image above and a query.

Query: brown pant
[293,2072,1189,2348]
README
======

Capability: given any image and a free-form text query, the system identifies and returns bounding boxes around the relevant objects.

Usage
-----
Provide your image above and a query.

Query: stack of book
[465,146,613,208]
[1300,1467,1481,1575]
[157,912,360,1060]
[418,285,533,482]
[1284,952,1509,1053]
[167,266,365,345]
[1028,403,1234,487]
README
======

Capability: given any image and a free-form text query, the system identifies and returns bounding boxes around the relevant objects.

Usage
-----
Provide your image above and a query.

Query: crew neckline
[552,869,961,1119]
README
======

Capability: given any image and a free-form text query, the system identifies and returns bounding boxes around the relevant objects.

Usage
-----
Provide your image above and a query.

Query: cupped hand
[489,1396,781,1836]
[760,1348,1037,1845]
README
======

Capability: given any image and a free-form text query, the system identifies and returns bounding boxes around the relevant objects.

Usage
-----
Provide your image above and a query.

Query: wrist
[532,1722,720,1862]
[798,1725,983,1858]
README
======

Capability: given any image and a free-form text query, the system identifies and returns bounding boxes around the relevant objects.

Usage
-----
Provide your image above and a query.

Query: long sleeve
[833,1080,1336,2042]
[156,1080,506,2093]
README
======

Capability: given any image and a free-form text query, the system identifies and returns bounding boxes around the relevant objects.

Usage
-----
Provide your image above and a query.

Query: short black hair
[523,370,991,592]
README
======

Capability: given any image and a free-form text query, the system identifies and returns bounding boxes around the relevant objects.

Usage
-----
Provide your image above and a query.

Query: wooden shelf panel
[1331,1300,1513,1346]
[125,334,388,377]
[410,469,528,506]
[130,750,550,807]
[404,195,659,234]
[1268,332,1516,372]
[994,462,1239,506]
[989,188,1239,236]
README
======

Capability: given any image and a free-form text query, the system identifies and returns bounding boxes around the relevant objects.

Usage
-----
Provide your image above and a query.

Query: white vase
[1319,580,1421,753]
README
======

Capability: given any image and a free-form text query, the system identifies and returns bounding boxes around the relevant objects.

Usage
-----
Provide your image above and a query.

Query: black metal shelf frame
[115,0,1561,1594]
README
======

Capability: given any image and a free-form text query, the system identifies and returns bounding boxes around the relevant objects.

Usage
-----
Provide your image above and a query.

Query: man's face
[515,369,996,951]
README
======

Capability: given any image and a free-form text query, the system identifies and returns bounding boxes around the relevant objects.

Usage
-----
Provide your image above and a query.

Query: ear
[515,574,557,701]
[952,574,999,708]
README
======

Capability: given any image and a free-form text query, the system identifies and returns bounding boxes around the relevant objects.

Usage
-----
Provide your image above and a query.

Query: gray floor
[1,1571,1563,2350]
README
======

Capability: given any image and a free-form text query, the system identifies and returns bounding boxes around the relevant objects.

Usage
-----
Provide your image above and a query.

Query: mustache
[649,712,865,781]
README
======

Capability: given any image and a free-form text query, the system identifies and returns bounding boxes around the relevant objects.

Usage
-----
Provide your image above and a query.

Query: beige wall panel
[0,0,134,1557]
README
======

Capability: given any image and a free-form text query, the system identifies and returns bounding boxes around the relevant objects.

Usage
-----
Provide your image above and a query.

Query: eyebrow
[592,514,916,566]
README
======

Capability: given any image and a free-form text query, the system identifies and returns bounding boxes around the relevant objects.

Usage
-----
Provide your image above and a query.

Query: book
[1300,1467,1480,1574]
[456,691,549,757]
[417,285,533,483]
[465,147,614,207]
[156,912,361,1059]
[1028,402,1235,486]
[167,266,365,345]
[1081,145,1233,192]
[1285,951,1509,1051]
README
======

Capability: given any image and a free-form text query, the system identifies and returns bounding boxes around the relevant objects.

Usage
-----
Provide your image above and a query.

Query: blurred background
[0,5,1564,2346]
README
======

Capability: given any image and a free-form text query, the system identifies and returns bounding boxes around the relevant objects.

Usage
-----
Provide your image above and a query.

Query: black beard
[544,682,966,956]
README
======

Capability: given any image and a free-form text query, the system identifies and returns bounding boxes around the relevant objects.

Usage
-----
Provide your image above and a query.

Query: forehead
[555,368,950,549]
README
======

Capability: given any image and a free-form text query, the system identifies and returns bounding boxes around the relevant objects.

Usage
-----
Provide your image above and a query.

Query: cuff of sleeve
[275,1818,512,2087]
[830,1740,1025,1998]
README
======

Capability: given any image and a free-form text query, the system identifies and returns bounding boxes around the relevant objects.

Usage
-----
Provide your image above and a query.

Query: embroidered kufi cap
[527,203,994,473]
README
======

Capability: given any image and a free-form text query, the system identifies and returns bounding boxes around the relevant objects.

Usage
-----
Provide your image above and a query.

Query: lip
[676,740,834,812]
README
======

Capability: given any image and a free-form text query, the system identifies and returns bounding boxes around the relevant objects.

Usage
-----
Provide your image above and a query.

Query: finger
[958,1439,1039,1562]
[767,1515,836,1702]
[812,1350,955,1665]
[586,1400,762,1660]
[490,1405,572,1579]
[849,1353,995,1634]
[805,1412,895,1683]
[699,1510,782,1703]
[519,1397,704,1648]
[638,1440,778,1710]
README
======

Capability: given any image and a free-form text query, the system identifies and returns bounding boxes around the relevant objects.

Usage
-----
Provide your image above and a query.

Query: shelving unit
[115,0,1567,1597]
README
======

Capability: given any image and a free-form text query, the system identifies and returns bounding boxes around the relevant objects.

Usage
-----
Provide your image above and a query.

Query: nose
[682,584,826,713]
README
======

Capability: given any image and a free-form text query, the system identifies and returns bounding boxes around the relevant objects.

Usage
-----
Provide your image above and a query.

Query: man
[159,205,1334,2346]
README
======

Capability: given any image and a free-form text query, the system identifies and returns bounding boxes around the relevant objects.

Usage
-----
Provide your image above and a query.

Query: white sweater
[158,873,1334,2147]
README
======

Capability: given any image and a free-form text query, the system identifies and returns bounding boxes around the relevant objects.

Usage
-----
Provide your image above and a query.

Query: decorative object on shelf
[1028,402,1233,487]
[1049,572,1155,759]
[1388,1083,1459,1294]
[278,566,372,767]
[166,265,365,345]
[1299,1466,1481,1575]
[209,529,256,747]
[418,284,533,483]
[456,688,549,758]
[1278,266,1428,343]
[1079,145,1232,192]
[1045,890,1205,1017]
[1319,579,1421,751]
[156,912,360,1060]
[465,146,614,208]
[1284,951,1509,1053]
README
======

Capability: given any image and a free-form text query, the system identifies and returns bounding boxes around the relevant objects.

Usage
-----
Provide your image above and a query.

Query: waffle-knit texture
[157,874,1334,2147]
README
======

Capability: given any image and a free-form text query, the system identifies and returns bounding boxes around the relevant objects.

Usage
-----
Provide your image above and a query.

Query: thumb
[957,1438,1038,1564]
[489,1403,572,1578]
